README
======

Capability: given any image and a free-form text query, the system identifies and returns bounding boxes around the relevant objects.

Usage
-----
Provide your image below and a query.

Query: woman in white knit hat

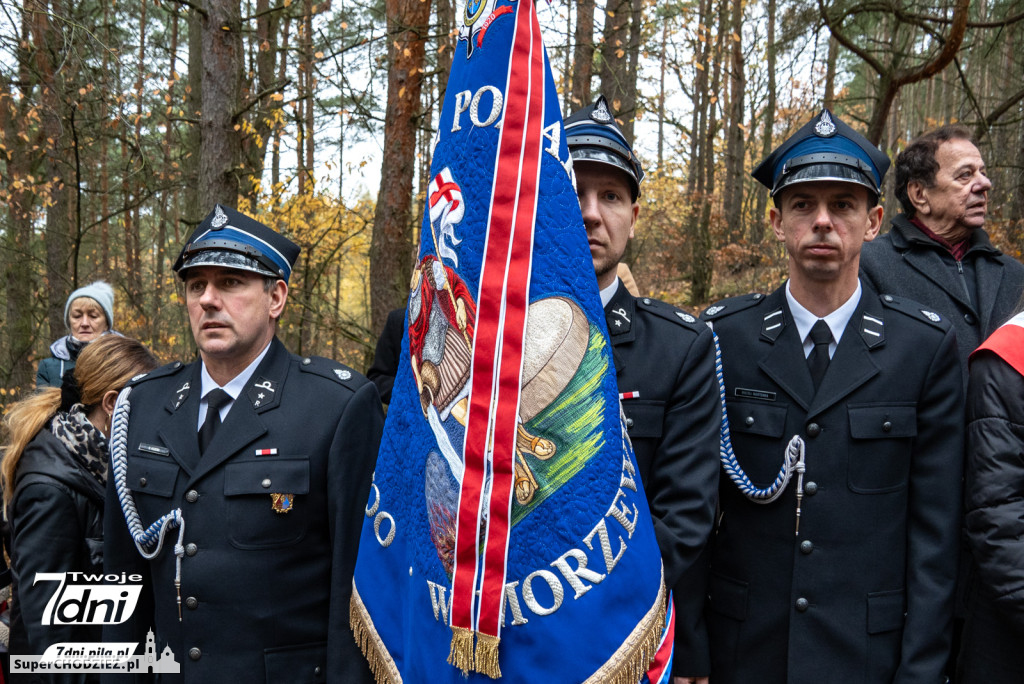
[35,281,116,388]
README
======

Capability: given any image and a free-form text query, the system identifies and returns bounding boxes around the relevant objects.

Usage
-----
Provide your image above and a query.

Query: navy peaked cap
[173,204,300,282]
[752,109,890,197]
[565,95,645,200]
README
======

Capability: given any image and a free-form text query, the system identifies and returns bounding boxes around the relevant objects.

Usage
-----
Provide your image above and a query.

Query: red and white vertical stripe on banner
[448,0,545,677]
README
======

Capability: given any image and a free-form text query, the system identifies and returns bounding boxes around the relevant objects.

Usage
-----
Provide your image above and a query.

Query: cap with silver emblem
[752,109,890,198]
[174,204,301,282]
[565,95,645,201]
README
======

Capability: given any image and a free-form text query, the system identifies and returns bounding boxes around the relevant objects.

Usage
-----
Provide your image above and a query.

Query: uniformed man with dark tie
[103,205,382,682]
[701,110,964,683]
[565,96,721,684]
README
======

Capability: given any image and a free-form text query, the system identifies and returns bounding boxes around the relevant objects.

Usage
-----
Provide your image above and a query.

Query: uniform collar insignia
[920,309,941,322]
[335,368,352,381]
[247,376,278,408]
[172,381,191,410]
[760,308,786,341]
[859,312,885,348]
[814,110,836,137]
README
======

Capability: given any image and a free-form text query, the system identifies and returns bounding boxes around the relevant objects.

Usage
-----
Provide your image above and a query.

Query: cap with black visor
[565,96,646,201]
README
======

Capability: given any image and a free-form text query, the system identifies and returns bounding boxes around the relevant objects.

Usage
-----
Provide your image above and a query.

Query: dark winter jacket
[36,336,84,388]
[7,425,105,684]
[960,351,1024,682]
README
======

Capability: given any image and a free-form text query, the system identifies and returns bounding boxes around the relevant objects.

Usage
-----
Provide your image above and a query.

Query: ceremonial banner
[351,1,668,680]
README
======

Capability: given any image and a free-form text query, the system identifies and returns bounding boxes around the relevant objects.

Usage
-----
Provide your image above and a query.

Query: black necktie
[198,389,231,455]
[807,320,832,392]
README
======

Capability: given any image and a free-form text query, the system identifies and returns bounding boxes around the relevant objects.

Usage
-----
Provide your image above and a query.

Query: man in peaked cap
[566,96,721,684]
[701,109,964,683]
[103,204,382,682]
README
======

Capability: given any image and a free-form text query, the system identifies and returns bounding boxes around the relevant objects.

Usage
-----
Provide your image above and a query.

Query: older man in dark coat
[703,110,963,683]
[860,124,1024,377]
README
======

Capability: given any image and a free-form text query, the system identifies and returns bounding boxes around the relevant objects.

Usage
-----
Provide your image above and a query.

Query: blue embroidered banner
[351,1,668,681]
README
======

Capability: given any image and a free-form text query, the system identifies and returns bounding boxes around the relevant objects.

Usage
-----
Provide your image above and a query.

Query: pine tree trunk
[570,0,595,110]
[370,0,431,334]
[200,0,244,208]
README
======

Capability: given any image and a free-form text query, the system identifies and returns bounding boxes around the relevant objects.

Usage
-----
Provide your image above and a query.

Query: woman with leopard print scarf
[2,335,156,682]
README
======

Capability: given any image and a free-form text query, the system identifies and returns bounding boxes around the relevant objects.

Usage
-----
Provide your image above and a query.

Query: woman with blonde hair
[36,281,116,388]
[3,334,157,679]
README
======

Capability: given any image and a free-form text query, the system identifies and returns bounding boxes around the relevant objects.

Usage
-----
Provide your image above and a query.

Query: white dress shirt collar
[786,280,862,359]
[198,341,272,427]
[599,278,620,308]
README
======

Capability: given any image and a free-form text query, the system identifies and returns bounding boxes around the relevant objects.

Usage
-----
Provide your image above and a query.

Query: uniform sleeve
[964,352,1024,625]
[897,326,964,682]
[326,381,384,683]
[646,325,720,677]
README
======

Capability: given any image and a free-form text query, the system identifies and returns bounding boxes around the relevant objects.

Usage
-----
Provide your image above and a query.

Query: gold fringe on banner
[583,568,669,684]
[474,632,502,679]
[448,625,476,674]
[350,582,402,684]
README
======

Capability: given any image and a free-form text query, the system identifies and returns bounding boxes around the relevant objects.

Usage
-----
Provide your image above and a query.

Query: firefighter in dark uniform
[566,96,720,683]
[103,205,382,683]
[702,110,963,683]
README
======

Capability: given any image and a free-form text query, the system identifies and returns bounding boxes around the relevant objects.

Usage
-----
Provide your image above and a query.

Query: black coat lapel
[158,364,203,475]
[807,288,881,417]
[756,291,814,411]
[187,339,289,483]
[605,281,636,375]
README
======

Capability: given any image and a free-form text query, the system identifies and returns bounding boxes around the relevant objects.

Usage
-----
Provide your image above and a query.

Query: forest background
[1,0,1022,400]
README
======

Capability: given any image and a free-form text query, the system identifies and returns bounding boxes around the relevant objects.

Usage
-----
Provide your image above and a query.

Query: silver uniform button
[185,490,199,503]
[185,543,198,557]
[262,478,272,488]
[189,647,201,660]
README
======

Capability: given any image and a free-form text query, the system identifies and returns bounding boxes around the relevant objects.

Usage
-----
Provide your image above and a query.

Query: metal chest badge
[270,492,294,513]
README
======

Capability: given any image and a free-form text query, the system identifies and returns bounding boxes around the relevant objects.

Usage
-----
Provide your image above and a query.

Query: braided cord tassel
[111,386,187,619]
[714,331,805,504]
